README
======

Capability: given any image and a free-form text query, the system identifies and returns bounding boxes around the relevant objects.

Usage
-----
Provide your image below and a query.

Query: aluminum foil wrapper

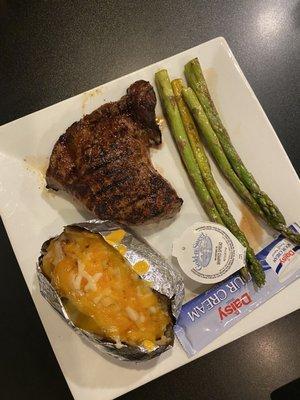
[37,220,184,361]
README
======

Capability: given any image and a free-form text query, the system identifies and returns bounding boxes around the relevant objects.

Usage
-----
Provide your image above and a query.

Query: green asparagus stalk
[181,86,264,217]
[185,58,299,244]
[172,78,264,286]
[155,70,223,225]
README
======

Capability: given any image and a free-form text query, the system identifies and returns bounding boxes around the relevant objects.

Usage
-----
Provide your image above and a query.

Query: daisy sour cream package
[174,224,300,357]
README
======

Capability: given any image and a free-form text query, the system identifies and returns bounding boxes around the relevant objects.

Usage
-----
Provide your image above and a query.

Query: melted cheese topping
[42,228,171,348]
[104,229,126,244]
[132,260,150,275]
[104,229,127,256]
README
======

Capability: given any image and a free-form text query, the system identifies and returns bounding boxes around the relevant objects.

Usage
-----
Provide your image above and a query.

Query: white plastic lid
[172,222,246,284]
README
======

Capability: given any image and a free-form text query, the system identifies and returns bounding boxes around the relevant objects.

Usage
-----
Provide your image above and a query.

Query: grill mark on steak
[46,80,183,224]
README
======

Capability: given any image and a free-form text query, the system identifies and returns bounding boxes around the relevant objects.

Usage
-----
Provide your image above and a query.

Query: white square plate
[0,37,299,400]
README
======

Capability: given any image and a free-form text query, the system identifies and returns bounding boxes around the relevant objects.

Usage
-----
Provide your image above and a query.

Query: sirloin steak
[46,80,183,224]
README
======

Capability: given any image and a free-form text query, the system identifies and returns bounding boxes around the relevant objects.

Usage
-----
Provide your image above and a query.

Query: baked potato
[39,225,176,359]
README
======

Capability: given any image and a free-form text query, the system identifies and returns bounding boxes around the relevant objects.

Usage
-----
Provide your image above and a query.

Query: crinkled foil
[37,220,184,361]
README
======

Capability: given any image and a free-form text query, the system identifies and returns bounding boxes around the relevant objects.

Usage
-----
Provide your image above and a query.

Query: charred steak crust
[46,80,183,224]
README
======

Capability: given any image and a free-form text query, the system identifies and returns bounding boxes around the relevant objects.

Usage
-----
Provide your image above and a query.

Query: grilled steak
[46,80,183,224]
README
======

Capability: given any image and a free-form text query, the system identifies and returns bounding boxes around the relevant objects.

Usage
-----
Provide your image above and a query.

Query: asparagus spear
[155,70,222,225]
[172,78,264,286]
[185,58,299,244]
[181,86,264,216]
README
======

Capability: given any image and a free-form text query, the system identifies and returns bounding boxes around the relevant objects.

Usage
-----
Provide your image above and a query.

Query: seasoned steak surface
[46,80,183,224]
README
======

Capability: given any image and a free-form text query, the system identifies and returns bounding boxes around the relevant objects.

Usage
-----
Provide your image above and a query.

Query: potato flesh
[42,229,171,347]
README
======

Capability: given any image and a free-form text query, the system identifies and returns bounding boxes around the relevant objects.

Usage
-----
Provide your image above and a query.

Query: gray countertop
[0,1,299,399]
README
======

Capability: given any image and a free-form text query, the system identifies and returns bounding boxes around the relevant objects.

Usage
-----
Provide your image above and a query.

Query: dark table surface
[1,1,299,399]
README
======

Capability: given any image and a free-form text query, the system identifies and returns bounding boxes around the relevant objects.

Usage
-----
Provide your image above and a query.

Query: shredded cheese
[41,228,171,348]
[53,241,65,265]
[126,306,139,322]
[73,260,102,292]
